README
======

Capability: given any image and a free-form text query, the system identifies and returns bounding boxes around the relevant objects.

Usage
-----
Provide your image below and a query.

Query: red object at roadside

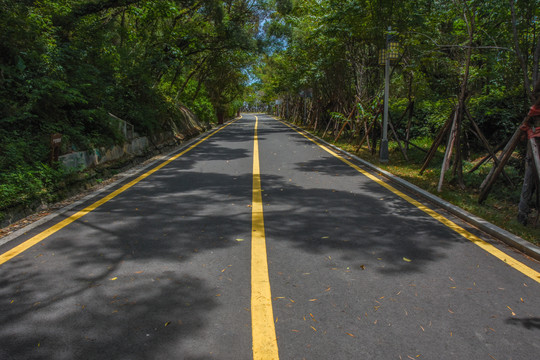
[520,105,540,139]
[528,105,540,117]
[520,123,540,139]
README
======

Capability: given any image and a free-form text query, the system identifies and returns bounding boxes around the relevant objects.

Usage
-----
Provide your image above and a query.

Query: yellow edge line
[277,118,540,284]
[0,118,241,266]
[251,116,279,359]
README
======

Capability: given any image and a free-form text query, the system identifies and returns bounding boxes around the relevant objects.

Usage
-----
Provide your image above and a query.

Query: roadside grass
[296,125,539,245]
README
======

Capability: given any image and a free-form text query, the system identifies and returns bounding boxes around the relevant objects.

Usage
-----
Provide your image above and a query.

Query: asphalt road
[1,114,539,360]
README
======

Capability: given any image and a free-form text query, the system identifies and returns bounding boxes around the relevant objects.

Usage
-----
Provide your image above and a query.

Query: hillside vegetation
[1,0,266,220]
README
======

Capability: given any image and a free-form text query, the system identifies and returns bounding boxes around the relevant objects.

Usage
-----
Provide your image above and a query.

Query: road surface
[1,114,539,359]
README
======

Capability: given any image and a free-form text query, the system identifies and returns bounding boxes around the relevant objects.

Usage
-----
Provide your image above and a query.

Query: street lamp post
[379,26,399,163]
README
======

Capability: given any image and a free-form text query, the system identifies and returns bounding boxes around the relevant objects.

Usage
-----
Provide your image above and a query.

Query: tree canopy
[1,0,267,168]
[255,0,539,144]
[0,0,270,212]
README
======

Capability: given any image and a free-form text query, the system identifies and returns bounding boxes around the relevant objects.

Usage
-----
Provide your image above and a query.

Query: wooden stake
[356,107,382,152]
[420,114,453,174]
[322,118,333,138]
[465,108,513,186]
[405,102,415,154]
[389,117,409,161]
[468,141,506,174]
[438,109,460,192]
[364,120,372,151]
[402,139,427,153]
[335,106,357,142]
[478,126,522,203]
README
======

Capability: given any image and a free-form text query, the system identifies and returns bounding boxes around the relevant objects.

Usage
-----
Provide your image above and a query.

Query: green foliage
[258,0,538,152]
[468,87,527,146]
[1,0,265,212]
[0,163,66,210]
[329,112,347,123]
[177,79,216,123]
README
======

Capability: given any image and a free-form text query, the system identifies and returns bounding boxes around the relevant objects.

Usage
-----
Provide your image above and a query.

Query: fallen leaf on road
[235,239,244,242]
[506,305,516,316]
[310,326,317,332]
[345,332,355,337]
[324,287,331,292]
[165,322,171,327]
[403,257,412,262]
[309,299,317,302]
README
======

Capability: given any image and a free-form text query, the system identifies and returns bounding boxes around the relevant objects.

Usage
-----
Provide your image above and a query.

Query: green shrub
[0,163,66,210]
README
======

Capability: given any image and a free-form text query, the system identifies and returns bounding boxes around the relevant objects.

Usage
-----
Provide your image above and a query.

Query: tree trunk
[510,0,535,102]
[217,109,225,125]
[517,144,537,225]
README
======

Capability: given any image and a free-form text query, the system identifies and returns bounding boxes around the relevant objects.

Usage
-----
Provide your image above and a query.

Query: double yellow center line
[250,116,280,359]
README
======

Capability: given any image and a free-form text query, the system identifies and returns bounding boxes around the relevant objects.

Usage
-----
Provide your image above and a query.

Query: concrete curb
[282,119,540,262]
[0,120,233,248]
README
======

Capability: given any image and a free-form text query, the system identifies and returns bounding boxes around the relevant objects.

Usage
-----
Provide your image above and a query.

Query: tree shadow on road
[259,169,468,276]
[505,317,540,331]
[0,124,255,360]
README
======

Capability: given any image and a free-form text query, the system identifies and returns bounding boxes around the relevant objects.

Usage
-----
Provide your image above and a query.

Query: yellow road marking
[251,116,280,359]
[0,119,240,266]
[277,118,540,284]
